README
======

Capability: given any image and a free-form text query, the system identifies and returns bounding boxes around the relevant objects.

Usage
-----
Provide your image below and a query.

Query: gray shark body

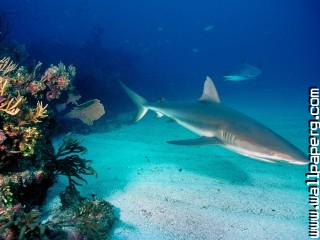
[121,77,307,165]
[224,63,262,81]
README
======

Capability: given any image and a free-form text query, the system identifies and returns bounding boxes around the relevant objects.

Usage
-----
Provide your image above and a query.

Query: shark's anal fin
[167,137,222,146]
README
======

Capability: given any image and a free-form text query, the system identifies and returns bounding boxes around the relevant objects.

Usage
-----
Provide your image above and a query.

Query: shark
[120,77,307,165]
[224,63,262,81]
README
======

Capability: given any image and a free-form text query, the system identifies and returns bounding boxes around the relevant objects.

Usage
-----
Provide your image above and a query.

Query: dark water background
[1,0,319,115]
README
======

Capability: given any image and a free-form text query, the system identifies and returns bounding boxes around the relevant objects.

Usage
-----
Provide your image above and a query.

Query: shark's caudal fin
[120,81,148,122]
[199,76,220,103]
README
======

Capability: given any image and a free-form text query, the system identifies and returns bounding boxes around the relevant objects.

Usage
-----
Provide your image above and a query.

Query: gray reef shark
[224,63,262,81]
[120,77,307,165]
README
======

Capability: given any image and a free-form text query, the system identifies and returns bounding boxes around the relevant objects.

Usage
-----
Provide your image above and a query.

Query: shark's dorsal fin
[199,76,220,103]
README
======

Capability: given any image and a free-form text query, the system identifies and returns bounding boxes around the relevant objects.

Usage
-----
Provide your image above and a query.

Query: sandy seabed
[47,112,308,240]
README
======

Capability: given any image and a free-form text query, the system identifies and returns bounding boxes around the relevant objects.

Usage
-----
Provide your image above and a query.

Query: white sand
[48,113,308,240]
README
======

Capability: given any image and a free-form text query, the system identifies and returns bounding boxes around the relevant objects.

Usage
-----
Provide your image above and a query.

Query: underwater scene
[0,0,319,239]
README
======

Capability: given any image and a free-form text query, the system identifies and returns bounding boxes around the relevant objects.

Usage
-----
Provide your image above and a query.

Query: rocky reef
[0,56,114,240]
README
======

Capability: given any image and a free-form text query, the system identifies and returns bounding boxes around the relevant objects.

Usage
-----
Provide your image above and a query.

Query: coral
[0,57,17,75]
[0,130,6,144]
[0,73,25,116]
[27,101,48,123]
[0,76,7,94]
[0,94,25,116]
[0,58,64,209]
[59,185,84,209]
[0,185,13,207]
[0,204,65,240]
[0,58,73,167]
[0,55,114,239]
[67,199,114,240]
[65,99,105,125]
[26,81,44,96]
[19,126,41,157]
[52,197,114,240]
[52,136,96,187]
[42,62,75,101]
[0,59,74,102]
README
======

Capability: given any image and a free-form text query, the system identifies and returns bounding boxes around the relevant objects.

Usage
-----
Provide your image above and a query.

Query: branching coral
[55,136,87,156]
[0,57,17,75]
[0,76,25,116]
[27,101,48,123]
[52,136,96,187]
[0,76,8,95]
[0,94,25,116]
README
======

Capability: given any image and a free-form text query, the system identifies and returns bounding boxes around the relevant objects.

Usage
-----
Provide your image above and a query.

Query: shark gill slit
[221,131,236,145]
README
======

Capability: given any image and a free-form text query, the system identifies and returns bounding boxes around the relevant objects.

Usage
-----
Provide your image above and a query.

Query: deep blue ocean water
[2,0,319,110]
[2,1,319,239]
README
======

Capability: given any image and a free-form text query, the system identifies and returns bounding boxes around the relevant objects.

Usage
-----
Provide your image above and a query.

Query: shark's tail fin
[120,81,148,122]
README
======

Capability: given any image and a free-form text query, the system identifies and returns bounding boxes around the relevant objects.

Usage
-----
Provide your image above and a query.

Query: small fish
[224,63,262,81]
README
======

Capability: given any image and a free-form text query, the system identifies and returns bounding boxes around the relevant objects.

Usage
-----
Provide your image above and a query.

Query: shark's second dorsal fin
[199,76,220,103]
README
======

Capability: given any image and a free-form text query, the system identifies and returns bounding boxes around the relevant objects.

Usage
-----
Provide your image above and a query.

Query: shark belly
[223,144,277,163]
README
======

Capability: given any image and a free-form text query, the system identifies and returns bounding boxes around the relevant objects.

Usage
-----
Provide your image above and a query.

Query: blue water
[2,1,319,239]
[2,0,319,110]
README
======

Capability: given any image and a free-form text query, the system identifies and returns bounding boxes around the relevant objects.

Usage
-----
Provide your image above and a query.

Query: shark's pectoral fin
[167,137,222,146]
[155,111,164,118]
